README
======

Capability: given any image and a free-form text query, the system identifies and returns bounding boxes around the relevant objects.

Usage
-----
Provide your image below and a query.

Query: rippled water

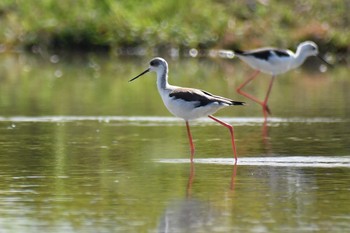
[0,115,349,232]
[0,55,349,232]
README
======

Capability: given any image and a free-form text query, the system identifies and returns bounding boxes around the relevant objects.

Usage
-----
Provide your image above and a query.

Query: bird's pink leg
[208,115,237,164]
[185,121,195,162]
[262,76,275,119]
[236,70,263,105]
[236,70,274,116]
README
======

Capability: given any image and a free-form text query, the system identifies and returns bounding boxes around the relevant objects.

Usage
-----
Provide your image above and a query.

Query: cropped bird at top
[129,57,245,163]
[234,41,332,118]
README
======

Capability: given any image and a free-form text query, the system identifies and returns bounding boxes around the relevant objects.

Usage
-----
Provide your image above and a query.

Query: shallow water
[0,54,349,232]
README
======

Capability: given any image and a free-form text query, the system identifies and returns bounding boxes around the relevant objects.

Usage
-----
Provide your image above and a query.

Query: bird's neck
[156,68,169,91]
[292,48,309,69]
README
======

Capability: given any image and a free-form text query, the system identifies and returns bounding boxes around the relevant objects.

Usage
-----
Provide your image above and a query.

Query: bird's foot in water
[262,104,271,117]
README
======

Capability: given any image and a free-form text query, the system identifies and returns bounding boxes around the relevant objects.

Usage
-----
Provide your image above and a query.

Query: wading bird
[129,57,245,163]
[234,41,331,118]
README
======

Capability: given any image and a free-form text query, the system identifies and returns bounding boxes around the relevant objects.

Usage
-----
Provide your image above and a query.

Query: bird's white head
[148,57,168,72]
[296,41,332,67]
[129,57,168,82]
[297,41,319,57]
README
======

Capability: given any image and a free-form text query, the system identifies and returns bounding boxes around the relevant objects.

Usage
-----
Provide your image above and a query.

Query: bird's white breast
[238,52,295,75]
[159,88,225,121]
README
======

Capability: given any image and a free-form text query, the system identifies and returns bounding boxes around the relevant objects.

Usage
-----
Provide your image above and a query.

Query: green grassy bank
[0,0,349,59]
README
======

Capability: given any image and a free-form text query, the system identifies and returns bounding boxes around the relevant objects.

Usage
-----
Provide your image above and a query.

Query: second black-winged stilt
[234,41,331,118]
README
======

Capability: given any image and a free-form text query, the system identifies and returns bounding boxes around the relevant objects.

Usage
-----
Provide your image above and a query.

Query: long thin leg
[236,70,263,105]
[185,121,195,162]
[237,70,275,116]
[208,115,237,164]
[262,75,276,119]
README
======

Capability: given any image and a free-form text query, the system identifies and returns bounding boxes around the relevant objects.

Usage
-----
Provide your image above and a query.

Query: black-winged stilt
[129,57,245,163]
[234,41,331,118]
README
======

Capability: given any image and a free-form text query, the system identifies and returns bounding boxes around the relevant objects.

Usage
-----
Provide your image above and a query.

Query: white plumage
[234,41,331,117]
[129,57,244,163]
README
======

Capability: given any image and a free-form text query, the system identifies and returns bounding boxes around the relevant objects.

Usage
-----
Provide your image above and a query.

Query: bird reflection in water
[157,163,238,232]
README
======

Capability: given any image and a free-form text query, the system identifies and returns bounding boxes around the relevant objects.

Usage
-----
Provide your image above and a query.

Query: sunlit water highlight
[157,156,350,168]
[0,115,347,125]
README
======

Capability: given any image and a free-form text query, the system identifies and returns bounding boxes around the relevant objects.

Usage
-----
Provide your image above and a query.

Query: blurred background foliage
[0,0,349,59]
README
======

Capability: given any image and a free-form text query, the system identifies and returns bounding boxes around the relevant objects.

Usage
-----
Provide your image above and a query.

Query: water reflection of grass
[0,0,348,55]
[0,54,349,118]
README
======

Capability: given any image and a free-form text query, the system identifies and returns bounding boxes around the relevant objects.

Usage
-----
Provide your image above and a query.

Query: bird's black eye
[150,60,159,66]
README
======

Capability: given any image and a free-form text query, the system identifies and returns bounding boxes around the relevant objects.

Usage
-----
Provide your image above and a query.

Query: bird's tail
[233,49,244,55]
[231,101,245,106]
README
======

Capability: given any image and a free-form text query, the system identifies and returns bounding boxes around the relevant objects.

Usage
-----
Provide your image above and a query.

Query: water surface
[0,54,349,232]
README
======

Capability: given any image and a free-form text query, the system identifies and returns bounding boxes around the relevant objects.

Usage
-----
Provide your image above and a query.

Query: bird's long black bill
[231,101,246,106]
[129,68,150,82]
[317,55,333,67]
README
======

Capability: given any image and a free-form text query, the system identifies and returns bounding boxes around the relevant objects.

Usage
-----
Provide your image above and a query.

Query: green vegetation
[0,0,349,55]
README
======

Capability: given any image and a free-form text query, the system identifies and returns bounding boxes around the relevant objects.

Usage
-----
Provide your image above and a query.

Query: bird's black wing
[235,48,290,60]
[169,88,244,107]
